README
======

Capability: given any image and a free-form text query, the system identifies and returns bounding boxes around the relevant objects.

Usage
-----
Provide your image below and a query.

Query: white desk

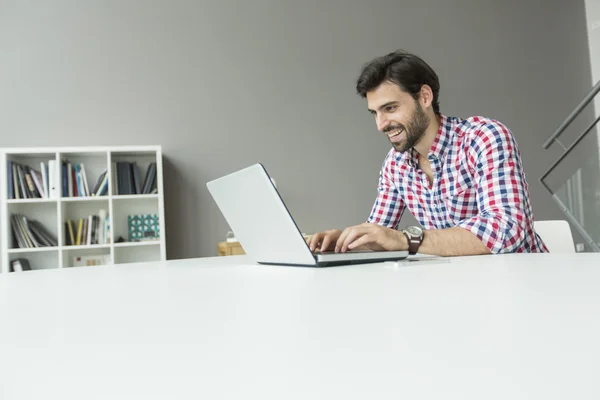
[1,253,599,399]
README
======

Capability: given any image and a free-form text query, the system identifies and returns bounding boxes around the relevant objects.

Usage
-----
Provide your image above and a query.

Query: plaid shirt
[367,114,548,253]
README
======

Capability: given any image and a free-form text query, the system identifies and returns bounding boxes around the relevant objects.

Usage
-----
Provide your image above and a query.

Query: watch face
[406,226,423,236]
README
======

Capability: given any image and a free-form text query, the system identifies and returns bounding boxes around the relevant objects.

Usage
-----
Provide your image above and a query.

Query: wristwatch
[401,226,424,255]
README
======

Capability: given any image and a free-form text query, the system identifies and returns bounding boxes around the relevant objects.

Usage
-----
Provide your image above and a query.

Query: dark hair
[356,49,440,115]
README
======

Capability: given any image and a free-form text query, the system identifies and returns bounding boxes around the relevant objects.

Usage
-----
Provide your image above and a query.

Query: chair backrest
[534,220,576,253]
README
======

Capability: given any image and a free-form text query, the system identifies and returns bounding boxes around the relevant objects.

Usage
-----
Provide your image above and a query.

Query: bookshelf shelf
[114,241,161,248]
[8,246,59,254]
[61,196,109,202]
[0,146,166,273]
[63,244,112,251]
[7,198,56,204]
[112,194,159,200]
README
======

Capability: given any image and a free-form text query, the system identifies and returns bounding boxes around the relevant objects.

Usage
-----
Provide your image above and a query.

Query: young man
[308,50,548,256]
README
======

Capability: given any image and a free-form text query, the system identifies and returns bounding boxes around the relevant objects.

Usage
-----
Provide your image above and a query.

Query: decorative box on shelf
[128,214,160,242]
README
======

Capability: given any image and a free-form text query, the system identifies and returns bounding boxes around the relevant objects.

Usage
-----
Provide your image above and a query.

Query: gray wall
[0,0,595,258]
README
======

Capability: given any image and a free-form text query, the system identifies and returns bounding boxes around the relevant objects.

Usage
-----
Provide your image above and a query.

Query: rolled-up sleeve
[367,151,405,228]
[456,121,530,253]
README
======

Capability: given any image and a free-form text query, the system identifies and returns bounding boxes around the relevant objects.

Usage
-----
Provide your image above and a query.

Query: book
[69,162,75,197]
[66,220,75,246]
[93,171,109,196]
[24,167,40,197]
[80,164,90,196]
[16,164,28,198]
[7,160,14,199]
[12,163,20,199]
[91,170,107,196]
[98,209,107,244]
[61,162,67,197]
[9,214,57,248]
[28,219,58,247]
[117,162,128,195]
[10,215,27,248]
[11,258,31,272]
[48,160,57,199]
[23,217,42,247]
[76,219,83,246]
[15,215,35,247]
[31,168,46,197]
[142,162,157,194]
[75,164,83,196]
[41,161,49,199]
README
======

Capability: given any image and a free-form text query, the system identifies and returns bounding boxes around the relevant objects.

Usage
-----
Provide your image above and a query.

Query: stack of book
[61,160,108,197]
[10,214,58,248]
[64,209,110,246]
[115,161,157,195]
[7,160,57,199]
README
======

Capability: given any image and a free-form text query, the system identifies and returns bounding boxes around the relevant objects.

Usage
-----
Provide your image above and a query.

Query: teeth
[389,129,403,138]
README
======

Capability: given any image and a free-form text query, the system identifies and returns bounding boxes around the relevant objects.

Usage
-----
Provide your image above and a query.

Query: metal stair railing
[541,80,600,252]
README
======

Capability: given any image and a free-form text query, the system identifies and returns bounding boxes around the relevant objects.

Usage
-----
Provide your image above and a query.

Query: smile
[388,128,404,139]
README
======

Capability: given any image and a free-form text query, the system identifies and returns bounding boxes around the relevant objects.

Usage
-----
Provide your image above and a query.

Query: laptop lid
[206,163,408,266]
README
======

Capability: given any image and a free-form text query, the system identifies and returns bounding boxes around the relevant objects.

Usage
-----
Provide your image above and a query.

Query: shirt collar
[427,114,454,162]
[396,114,455,167]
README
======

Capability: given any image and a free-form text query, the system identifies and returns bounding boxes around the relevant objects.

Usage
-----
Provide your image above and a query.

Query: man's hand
[309,224,492,256]
[335,223,407,253]
[307,229,343,252]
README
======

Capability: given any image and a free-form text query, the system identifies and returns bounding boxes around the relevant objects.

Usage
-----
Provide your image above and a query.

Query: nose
[376,114,390,132]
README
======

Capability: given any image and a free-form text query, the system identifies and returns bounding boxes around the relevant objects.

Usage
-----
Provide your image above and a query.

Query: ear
[418,84,434,109]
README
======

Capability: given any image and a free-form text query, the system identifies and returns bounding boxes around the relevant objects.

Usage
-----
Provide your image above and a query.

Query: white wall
[585,0,600,84]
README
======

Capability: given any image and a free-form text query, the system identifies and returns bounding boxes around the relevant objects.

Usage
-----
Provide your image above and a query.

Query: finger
[335,227,353,252]
[347,233,374,251]
[320,234,335,252]
[340,227,371,252]
[340,228,367,252]
[308,234,322,252]
[307,235,314,251]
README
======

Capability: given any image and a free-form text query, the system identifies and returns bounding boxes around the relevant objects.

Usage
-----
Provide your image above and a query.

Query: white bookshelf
[0,146,166,273]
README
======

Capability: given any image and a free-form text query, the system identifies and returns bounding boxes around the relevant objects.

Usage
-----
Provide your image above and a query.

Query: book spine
[67,220,75,246]
[11,214,26,248]
[41,161,48,198]
[16,164,29,198]
[12,164,20,199]
[48,160,57,199]
[7,160,14,199]
[31,169,45,198]
[80,164,90,196]
[98,209,107,244]
[67,162,73,197]
[76,219,83,246]
[16,215,35,248]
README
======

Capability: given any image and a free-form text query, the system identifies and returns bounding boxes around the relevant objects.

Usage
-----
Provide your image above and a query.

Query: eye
[384,105,397,113]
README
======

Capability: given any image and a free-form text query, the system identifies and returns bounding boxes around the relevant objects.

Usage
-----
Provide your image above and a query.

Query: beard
[384,102,430,153]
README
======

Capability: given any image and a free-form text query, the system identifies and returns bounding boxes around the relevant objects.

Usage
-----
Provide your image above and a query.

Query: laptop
[206,163,409,267]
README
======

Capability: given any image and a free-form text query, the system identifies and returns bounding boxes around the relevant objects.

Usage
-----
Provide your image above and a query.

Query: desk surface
[1,253,599,399]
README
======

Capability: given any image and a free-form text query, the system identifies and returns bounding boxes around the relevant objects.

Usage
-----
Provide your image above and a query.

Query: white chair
[533,220,576,253]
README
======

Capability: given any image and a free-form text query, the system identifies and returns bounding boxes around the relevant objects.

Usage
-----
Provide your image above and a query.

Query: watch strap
[403,230,423,255]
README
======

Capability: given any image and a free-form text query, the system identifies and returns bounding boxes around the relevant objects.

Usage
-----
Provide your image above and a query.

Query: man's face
[366,81,430,152]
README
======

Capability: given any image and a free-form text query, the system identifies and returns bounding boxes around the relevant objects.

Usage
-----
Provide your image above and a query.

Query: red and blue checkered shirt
[368,114,548,253]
